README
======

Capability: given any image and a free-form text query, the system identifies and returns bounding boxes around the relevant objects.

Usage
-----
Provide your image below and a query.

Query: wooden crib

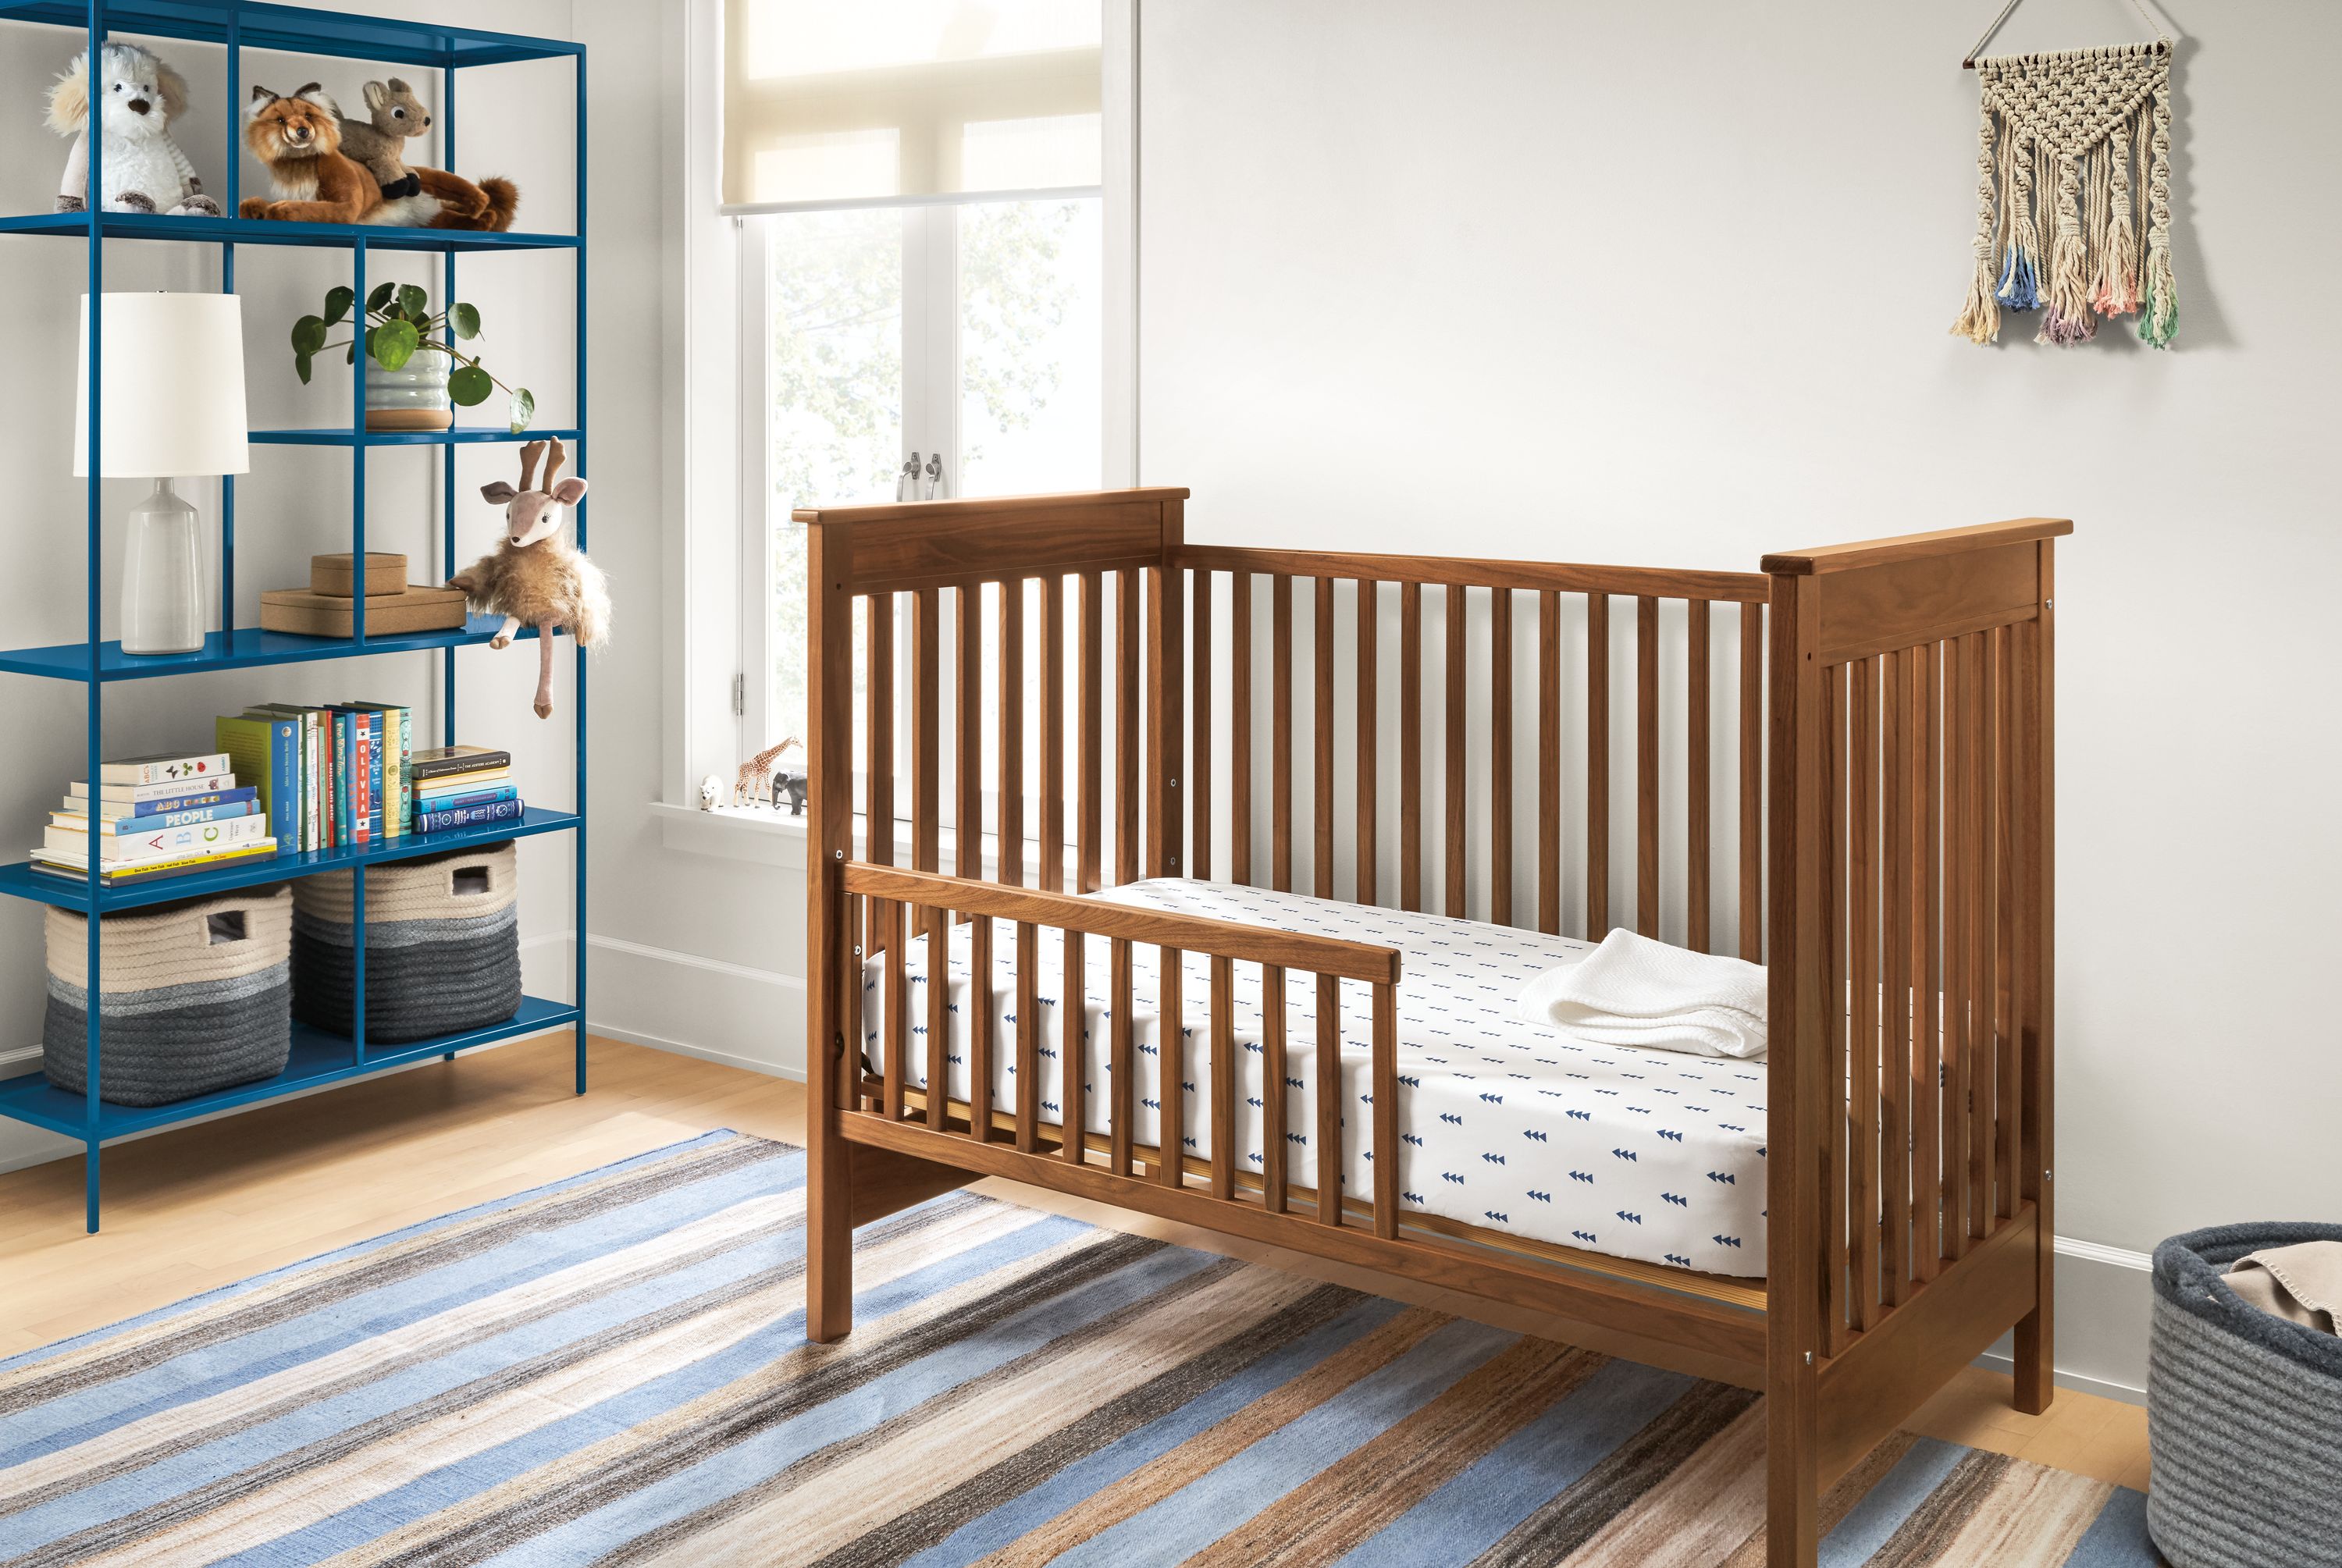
[799,487,2066,1564]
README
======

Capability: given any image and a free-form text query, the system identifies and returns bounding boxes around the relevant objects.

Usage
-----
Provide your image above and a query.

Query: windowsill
[648,799,1064,885]
[649,799,810,869]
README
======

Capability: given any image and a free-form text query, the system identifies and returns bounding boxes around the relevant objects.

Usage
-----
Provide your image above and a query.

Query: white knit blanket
[1517,929,1767,1059]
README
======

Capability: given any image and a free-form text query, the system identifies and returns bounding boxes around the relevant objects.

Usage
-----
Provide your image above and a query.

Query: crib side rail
[1171,546,1772,959]
[835,862,1406,1236]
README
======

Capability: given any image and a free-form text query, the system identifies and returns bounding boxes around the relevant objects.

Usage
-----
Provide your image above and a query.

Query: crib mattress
[860,879,1769,1278]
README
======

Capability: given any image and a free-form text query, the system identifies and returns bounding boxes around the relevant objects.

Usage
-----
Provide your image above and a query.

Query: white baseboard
[1976,1236,2154,1406]
[587,1021,805,1083]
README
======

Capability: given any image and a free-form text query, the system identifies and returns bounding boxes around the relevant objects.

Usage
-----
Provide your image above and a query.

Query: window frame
[660,0,1136,844]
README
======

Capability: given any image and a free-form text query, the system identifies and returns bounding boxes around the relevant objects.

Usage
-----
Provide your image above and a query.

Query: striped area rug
[0,1131,2160,1566]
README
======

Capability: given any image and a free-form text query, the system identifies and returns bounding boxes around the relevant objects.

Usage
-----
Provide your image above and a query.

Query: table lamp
[74,293,251,656]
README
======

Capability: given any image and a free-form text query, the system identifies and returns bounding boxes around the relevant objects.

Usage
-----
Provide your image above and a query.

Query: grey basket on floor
[292,841,522,1044]
[41,886,294,1107]
[2149,1221,2342,1568]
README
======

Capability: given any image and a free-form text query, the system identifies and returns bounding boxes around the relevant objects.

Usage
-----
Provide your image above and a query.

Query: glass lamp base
[121,478,207,656]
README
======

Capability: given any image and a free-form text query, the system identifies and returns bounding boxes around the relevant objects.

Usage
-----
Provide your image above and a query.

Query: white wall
[1136,0,2342,1396]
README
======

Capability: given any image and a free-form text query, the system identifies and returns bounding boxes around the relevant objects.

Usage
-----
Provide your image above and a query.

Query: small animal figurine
[450,439,610,720]
[735,738,801,808]
[238,85,383,225]
[44,43,220,215]
[331,78,518,231]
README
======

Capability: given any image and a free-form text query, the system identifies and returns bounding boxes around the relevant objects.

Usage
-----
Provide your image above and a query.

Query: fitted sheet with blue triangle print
[863,879,1769,1278]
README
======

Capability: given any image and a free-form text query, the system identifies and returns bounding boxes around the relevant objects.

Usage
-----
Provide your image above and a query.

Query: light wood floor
[0,1033,2147,1492]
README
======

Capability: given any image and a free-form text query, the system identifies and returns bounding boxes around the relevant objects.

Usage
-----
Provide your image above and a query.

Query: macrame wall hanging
[1951,0,2178,350]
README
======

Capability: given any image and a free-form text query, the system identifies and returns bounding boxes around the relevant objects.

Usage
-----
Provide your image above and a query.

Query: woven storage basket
[2149,1221,2342,1567]
[292,841,521,1044]
[41,886,294,1106]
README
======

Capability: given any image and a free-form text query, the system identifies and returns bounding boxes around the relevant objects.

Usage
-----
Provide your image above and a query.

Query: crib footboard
[1762,517,2066,1558]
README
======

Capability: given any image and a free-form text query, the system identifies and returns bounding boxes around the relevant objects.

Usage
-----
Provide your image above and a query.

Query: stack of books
[408,746,521,833]
[37,751,279,886]
[215,702,414,853]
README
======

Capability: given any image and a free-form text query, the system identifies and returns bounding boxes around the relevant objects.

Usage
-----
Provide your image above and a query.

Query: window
[740,192,1105,766]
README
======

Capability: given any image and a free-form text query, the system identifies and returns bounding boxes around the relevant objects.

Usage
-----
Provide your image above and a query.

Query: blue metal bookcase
[0,0,588,1232]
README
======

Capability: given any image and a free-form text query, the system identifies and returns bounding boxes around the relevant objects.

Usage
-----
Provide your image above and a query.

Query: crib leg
[806,1107,853,1343]
[2014,1305,2055,1416]
[1767,1342,1821,1566]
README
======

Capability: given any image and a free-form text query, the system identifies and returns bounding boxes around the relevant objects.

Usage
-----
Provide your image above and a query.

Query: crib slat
[1063,929,1087,1164]
[1109,936,1133,1174]
[1999,628,2025,1226]
[1117,571,1141,886]
[1539,590,1562,936]
[884,897,908,1122]
[1689,599,1712,953]
[1913,642,1942,1282]
[1272,574,1294,893]
[1970,630,1997,1239]
[1316,973,1343,1228]
[1824,661,1851,1356]
[1372,980,1399,1239]
[1587,593,1611,937]
[1400,582,1423,912]
[1231,573,1254,886]
[1882,649,1913,1307]
[1159,949,1185,1187]
[1078,569,1104,893]
[1740,600,1764,962]
[970,914,995,1142]
[1316,576,1337,901]
[1015,920,1039,1152]
[957,585,983,887]
[1357,581,1380,905]
[1636,595,1660,938]
[843,892,866,1111]
[998,579,1026,889]
[1262,962,1289,1214]
[867,594,896,950]
[924,905,949,1130]
[1039,575,1066,892]
[1850,655,1881,1331]
[1191,571,1212,881]
[1445,585,1468,919]
[912,588,941,875]
[1942,639,1969,1260]
[1210,954,1235,1200]
[1490,588,1514,927]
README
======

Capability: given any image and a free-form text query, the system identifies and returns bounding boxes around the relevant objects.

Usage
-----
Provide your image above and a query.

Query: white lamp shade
[73,293,251,478]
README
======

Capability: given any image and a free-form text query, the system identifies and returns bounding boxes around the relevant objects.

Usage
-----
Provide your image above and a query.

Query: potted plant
[287,283,536,433]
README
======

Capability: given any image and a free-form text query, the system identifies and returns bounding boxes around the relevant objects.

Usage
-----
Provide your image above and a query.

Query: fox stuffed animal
[238,85,382,225]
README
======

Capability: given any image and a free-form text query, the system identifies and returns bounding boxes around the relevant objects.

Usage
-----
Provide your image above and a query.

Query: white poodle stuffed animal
[45,44,220,216]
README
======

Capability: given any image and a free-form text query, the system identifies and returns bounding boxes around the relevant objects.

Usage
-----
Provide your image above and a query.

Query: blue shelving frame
[0,0,587,1232]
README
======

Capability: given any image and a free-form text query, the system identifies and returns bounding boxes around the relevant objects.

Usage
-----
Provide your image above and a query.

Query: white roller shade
[722,0,1102,211]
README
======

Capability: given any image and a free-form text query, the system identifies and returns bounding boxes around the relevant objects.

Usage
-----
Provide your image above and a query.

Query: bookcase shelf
[250,427,584,448]
[0,212,578,252]
[0,996,582,1140]
[0,0,589,1232]
[0,806,580,913]
[0,617,559,683]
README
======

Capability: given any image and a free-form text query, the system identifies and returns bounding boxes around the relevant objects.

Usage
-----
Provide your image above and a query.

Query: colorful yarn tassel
[2037,158,2097,346]
[1997,243,2041,312]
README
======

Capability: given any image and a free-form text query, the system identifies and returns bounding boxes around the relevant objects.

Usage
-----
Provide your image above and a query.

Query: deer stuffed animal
[450,439,608,719]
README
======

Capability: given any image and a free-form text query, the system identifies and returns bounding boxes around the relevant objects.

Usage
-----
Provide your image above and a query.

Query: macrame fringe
[2094,120,2140,315]
[1950,105,2002,343]
[1954,41,2176,349]
[2138,78,2178,348]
